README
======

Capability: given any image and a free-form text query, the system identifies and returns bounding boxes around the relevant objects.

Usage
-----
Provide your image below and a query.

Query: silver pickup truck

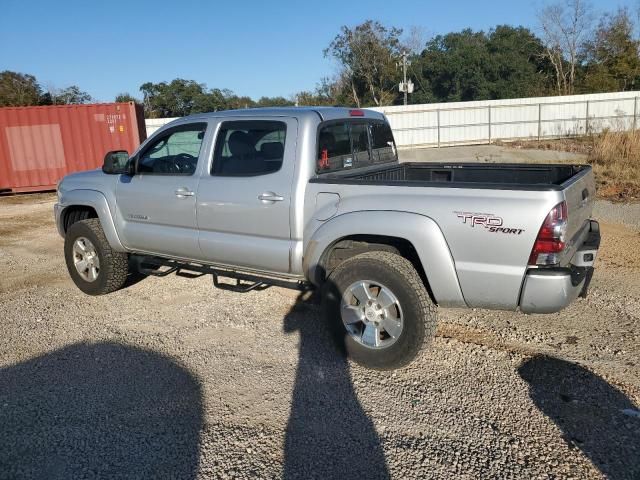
[55,107,600,369]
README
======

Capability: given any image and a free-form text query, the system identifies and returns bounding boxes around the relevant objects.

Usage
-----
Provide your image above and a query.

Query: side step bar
[131,255,313,294]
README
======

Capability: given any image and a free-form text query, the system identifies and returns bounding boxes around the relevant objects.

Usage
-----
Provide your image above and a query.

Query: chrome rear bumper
[519,220,599,314]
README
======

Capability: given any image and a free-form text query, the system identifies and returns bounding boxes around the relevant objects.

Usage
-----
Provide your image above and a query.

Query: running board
[131,255,313,293]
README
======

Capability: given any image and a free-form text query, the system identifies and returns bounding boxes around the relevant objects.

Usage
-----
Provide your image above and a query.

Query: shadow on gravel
[283,292,389,480]
[0,342,203,479]
[519,356,640,480]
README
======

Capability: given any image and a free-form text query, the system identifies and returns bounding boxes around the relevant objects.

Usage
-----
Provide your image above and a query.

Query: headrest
[260,142,284,160]
[228,131,254,156]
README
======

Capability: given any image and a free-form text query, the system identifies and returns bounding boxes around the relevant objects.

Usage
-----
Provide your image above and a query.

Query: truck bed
[312,162,590,191]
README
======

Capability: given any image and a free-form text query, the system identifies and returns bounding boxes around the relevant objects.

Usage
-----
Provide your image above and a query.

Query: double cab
[55,107,600,369]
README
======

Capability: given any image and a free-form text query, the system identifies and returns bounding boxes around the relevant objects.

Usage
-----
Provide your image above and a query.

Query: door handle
[258,192,284,203]
[175,188,194,198]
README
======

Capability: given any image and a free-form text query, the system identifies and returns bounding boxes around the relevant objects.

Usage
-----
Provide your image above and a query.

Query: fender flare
[303,211,466,307]
[58,189,126,252]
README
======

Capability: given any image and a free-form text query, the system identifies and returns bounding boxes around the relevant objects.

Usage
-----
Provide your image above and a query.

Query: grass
[501,131,640,201]
[589,130,640,201]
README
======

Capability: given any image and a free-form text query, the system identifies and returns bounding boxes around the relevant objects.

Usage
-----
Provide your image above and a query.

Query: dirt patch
[597,222,640,269]
[1,192,639,479]
[0,192,57,206]
[436,323,538,356]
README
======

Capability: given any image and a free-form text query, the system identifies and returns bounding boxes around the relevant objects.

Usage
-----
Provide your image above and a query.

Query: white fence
[371,91,639,148]
[145,118,178,137]
[145,90,640,149]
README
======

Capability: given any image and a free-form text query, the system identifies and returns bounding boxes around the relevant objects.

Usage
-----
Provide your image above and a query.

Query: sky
[1,0,637,102]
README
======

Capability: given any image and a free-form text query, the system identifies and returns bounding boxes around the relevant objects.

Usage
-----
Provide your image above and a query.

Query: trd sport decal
[455,211,525,235]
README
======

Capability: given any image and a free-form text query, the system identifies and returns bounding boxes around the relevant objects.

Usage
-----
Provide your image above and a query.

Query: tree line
[2,0,639,116]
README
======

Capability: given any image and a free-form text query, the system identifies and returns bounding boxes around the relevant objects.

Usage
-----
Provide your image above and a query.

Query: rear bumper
[520,220,599,314]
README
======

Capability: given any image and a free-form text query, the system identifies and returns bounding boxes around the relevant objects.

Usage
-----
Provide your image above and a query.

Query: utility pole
[397,51,413,106]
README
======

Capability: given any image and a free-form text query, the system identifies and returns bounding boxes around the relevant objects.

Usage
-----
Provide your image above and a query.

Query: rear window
[317,120,397,173]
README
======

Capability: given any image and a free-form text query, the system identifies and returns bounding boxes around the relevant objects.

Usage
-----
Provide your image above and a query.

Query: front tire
[64,218,129,295]
[323,251,437,370]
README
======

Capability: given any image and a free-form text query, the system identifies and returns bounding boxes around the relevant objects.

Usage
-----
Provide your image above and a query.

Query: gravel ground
[0,193,639,480]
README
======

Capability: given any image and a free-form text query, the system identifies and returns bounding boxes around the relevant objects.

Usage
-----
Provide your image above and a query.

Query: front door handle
[258,192,284,203]
[175,188,194,198]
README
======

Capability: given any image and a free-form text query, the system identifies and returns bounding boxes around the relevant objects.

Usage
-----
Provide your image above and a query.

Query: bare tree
[403,25,429,54]
[538,0,594,95]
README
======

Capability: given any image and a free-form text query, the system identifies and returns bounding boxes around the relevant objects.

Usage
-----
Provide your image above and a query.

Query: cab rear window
[317,120,397,173]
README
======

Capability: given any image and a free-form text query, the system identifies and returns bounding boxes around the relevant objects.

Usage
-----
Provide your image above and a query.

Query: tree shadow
[282,291,390,480]
[0,341,203,479]
[518,356,640,480]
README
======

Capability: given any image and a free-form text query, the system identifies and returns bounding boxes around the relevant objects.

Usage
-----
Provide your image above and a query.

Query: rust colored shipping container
[0,102,146,193]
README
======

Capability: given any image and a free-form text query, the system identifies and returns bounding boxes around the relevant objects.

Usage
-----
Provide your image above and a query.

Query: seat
[260,142,284,160]
[220,131,265,175]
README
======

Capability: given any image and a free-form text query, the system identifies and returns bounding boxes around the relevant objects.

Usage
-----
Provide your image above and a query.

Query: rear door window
[211,120,286,176]
[317,120,396,173]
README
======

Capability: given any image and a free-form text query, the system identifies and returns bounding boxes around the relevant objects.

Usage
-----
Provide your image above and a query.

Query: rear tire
[64,218,129,295]
[322,251,437,370]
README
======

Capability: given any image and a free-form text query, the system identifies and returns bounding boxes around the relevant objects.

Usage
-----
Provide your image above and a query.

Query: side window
[211,120,286,176]
[370,122,397,164]
[138,123,206,175]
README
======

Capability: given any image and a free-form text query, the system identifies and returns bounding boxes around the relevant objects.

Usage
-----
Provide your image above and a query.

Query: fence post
[488,105,492,144]
[585,100,590,136]
[437,109,441,148]
[634,97,638,131]
[537,103,542,141]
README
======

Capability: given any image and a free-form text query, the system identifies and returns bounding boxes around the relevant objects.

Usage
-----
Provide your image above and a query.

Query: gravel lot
[0,193,639,479]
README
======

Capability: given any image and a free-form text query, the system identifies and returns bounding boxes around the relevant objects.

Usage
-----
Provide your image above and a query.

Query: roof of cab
[179,106,386,122]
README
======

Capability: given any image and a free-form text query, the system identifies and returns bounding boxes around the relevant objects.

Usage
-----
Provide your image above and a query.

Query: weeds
[501,130,640,201]
[589,130,640,200]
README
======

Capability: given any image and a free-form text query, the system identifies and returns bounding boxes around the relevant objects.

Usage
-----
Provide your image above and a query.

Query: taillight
[349,109,365,117]
[528,201,568,266]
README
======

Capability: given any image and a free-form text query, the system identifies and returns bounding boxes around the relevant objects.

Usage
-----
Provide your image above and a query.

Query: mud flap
[579,267,594,298]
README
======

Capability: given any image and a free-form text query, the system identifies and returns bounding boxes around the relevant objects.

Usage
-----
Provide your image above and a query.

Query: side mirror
[102,150,133,175]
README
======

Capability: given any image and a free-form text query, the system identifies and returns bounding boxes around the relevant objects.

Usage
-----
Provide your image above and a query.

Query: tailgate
[561,165,596,262]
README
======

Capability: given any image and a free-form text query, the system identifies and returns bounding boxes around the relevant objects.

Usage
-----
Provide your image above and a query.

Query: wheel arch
[304,211,466,307]
[58,189,126,252]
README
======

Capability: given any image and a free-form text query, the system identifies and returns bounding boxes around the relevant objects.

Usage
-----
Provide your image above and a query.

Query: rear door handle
[258,192,284,203]
[175,188,194,198]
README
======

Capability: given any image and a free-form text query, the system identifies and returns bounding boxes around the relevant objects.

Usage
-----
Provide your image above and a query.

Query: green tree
[417,29,491,102]
[294,77,349,106]
[53,85,92,104]
[485,26,551,98]
[324,20,403,107]
[115,92,139,103]
[140,79,207,117]
[412,26,551,103]
[256,96,294,107]
[140,80,262,117]
[0,71,42,106]
[581,8,640,92]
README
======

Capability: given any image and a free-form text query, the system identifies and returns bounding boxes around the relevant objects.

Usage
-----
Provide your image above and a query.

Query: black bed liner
[310,162,591,191]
